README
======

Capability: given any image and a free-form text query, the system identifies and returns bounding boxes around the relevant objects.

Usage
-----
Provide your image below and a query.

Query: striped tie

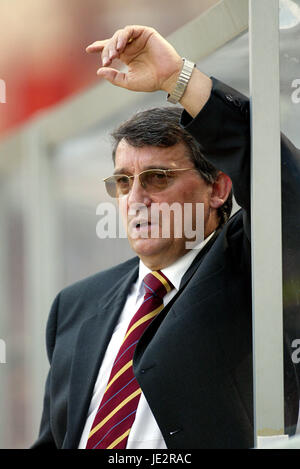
[86,270,174,449]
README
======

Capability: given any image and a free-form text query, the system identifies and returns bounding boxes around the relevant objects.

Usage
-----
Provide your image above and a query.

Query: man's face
[115,139,218,270]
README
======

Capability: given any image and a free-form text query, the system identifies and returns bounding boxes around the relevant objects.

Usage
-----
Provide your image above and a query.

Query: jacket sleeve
[180,77,251,239]
[181,76,300,404]
[181,77,300,252]
[31,294,60,449]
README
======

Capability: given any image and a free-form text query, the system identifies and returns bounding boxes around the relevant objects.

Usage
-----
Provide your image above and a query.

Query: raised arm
[86,25,212,118]
[86,24,300,251]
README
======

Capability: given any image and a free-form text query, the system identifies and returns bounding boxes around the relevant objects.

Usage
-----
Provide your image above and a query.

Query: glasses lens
[105,175,130,198]
[140,170,168,192]
[104,170,170,198]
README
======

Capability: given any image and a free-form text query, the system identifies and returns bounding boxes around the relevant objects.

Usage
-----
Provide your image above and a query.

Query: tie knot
[143,270,174,299]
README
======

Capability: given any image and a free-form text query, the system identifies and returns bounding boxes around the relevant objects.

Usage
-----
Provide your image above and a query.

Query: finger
[99,30,125,65]
[106,31,122,61]
[85,29,130,55]
[115,29,134,52]
[100,30,135,66]
[86,40,108,53]
[105,29,135,62]
[123,25,146,43]
[86,41,111,66]
[87,40,114,66]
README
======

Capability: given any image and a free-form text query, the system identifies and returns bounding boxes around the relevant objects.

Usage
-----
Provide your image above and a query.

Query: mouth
[134,220,151,229]
[131,219,153,230]
[129,218,159,237]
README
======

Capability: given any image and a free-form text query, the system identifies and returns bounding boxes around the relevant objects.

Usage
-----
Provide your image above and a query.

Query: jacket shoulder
[59,256,139,302]
[45,256,139,355]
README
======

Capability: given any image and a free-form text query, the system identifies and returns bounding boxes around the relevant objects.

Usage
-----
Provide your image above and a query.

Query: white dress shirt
[78,233,214,449]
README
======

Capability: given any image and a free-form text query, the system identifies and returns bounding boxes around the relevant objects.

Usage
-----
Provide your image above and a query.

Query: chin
[129,237,170,259]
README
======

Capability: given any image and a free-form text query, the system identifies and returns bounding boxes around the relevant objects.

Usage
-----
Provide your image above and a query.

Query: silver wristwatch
[167,58,195,104]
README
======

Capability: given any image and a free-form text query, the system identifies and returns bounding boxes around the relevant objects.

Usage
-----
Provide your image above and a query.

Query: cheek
[118,198,129,226]
[188,183,212,210]
[171,185,208,208]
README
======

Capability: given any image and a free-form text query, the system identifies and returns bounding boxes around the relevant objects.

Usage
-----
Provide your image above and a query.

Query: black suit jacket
[33,79,300,449]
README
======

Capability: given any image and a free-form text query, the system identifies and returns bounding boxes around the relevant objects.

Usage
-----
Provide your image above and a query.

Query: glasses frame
[103,167,196,198]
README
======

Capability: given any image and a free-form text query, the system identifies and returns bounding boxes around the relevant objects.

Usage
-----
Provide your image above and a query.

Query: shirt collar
[137,231,215,297]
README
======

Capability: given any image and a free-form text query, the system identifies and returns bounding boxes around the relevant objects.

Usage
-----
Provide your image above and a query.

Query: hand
[86,25,182,94]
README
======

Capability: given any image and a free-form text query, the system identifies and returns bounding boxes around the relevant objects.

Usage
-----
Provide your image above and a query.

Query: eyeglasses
[103,168,195,198]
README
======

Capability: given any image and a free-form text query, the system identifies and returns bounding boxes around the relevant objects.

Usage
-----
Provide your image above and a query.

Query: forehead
[114,139,193,171]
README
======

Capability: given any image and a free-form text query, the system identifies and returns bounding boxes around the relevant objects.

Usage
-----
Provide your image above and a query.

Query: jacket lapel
[179,227,221,289]
[63,263,138,448]
[134,229,224,367]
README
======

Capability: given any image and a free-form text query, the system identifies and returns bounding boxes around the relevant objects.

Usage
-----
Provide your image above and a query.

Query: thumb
[96,67,128,89]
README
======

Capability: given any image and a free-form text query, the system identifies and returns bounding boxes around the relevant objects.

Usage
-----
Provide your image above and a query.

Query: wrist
[160,56,183,94]
[166,58,195,105]
[179,70,212,117]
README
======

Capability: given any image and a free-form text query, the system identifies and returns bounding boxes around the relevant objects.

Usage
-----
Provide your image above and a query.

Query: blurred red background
[0,0,217,138]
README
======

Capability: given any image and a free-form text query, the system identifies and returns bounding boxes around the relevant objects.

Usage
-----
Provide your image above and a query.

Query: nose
[127,174,152,207]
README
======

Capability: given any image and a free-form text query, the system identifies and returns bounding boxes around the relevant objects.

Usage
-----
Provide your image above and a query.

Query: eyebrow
[113,165,172,175]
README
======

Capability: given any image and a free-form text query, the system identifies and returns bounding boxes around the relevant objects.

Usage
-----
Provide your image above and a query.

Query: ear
[209,172,232,209]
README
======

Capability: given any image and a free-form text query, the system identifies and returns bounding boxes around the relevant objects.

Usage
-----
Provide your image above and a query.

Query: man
[33,26,300,449]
